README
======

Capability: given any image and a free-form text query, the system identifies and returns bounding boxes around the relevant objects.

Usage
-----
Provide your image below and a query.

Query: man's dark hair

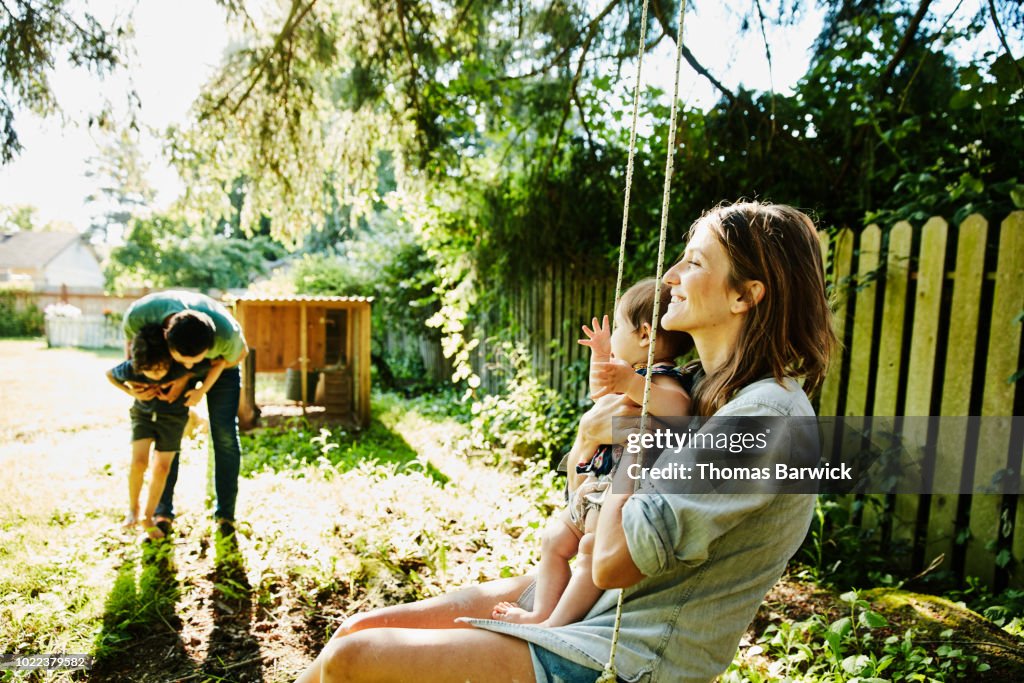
[165,310,216,357]
[131,323,173,373]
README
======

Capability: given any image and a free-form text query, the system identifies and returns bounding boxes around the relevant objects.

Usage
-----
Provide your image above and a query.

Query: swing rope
[611,0,651,317]
[599,1,688,680]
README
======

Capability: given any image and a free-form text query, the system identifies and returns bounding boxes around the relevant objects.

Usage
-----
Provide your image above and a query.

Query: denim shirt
[466,377,817,683]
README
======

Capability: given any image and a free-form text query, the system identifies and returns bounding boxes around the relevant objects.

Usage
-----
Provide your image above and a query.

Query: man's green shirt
[123,290,246,363]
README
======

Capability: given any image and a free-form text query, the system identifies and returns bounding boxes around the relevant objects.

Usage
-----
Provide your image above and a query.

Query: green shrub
[240,415,447,485]
[723,590,992,682]
[452,342,581,467]
[0,290,44,336]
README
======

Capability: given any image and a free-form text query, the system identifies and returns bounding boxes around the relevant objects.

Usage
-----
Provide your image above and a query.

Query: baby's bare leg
[493,510,581,624]
[541,507,604,627]
[125,439,152,527]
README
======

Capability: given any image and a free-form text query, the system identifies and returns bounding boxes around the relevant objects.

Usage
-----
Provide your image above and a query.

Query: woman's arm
[568,393,643,490]
[592,461,645,589]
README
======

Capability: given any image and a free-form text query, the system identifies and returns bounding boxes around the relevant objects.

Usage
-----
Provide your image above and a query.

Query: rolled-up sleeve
[621,494,680,576]
[622,490,776,576]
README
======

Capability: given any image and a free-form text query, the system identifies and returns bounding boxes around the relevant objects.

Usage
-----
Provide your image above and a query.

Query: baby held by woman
[492,278,693,626]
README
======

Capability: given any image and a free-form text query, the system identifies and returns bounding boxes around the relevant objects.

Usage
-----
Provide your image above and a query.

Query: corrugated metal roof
[227,294,374,304]
[0,231,81,268]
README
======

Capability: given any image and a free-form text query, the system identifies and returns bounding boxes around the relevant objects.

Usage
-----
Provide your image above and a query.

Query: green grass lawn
[0,339,561,682]
[1,339,1019,682]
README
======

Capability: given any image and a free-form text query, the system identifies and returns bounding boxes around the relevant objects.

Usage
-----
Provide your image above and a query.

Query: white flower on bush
[44,303,82,318]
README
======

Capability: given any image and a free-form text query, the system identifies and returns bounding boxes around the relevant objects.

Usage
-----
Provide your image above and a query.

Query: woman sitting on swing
[297,201,836,683]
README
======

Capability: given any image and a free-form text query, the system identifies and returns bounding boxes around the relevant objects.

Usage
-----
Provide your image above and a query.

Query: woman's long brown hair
[686,202,838,417]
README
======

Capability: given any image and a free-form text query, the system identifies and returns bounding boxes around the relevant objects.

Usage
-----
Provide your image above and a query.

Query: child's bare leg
[142,451,175,539]
[542,508,604,627]
[125,439,152,527]
[493,510,580,624]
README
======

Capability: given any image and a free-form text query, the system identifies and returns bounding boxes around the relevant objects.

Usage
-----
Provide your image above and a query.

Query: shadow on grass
[240,414,449,485]
[91,538,192,680]
[200,527,264,682]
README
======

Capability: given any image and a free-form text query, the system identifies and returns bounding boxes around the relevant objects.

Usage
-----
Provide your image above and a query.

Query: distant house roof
[227,294,375,304]
[0,231,82,269]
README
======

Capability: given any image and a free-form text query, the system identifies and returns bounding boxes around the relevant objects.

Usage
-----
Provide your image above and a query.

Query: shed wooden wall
[240,304,336,372]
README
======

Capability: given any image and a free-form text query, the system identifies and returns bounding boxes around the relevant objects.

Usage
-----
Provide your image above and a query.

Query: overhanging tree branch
[650,0,735,104]
[988,0,1024,87]
[876,0,935,94]
[396,0,421,117]
[754,0,776,145]
[544,0,620,176]
[209,0,318,116]
[494,1,625,84]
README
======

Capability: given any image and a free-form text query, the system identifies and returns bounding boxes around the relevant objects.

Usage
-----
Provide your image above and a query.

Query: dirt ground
[0,339,553,683]
[0,341,369,681]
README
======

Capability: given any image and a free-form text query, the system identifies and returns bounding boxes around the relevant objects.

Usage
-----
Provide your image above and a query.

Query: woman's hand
[579,393,642,445]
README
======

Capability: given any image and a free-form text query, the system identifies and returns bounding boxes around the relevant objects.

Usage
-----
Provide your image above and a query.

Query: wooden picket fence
[470,263,621,402]
[820,213,1024,589]
[476,212,1024,588]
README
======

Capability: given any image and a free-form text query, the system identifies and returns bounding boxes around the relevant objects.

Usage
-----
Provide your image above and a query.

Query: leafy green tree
[105,213,284,292]
[176,1,1022,243]
[0,0,126,163]
[84,129,156,243]
[0,203,74,232]
[0,204,40,232]
[170,0,1020,386]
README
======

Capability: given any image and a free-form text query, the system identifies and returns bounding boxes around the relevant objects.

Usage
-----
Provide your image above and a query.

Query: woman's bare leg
[321,626,534,683]
[493,511,580,624]
[296,574,533,683]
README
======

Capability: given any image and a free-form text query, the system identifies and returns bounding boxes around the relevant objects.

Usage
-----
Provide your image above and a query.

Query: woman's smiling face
[661,222,744,335]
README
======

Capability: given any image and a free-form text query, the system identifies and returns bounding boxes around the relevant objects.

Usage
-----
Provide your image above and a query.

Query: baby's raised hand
[589,359,635,399]
[578,315,612,361]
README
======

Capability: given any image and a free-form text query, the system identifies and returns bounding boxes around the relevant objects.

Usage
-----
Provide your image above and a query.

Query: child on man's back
[492,278,693,627]
[106,324,197,540]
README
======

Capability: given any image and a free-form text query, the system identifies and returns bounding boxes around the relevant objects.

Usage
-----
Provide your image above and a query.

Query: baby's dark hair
[131,323,172,373]
[165,310,215,357]
[617,278,693,360]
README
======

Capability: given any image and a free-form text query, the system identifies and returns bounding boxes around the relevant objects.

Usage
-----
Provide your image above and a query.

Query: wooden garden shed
[227,294,373,427]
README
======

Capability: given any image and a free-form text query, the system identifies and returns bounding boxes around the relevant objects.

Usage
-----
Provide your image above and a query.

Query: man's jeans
[154,366,241,521]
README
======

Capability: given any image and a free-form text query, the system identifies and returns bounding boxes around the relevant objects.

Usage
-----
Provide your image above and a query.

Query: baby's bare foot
[491,601,546,624]
[122,511,139,529]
